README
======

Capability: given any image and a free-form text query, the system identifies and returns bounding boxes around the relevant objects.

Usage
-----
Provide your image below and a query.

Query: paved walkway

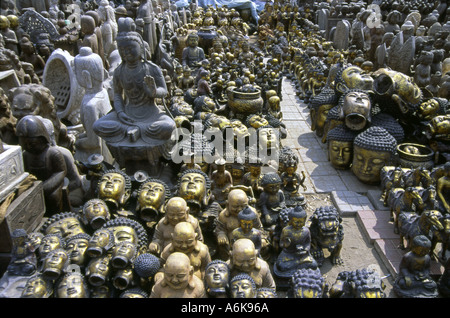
[278,77,444,278]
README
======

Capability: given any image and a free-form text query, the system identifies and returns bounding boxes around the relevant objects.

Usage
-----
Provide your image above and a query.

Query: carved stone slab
[0,145,29,203]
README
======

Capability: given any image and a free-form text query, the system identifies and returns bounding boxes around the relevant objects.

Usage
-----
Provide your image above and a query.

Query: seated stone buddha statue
[93,17,175,175]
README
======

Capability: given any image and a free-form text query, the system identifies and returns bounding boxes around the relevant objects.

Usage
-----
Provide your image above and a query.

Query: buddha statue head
[310,88,339,137]
[257,125,280,153]
[229,273,257,298]
[116,17,147,62]
[41,248,70,281]
[81,198,111,230]
[327,124,358,170]
[289,268,326,298]
[21,274,54,298]
[426,114,450,140]
[85,254,112,287]
[246,114,269,129]
[334,64,374,94]
[177,169,212,212]
[204,260,230,297]
[40,212,87,240]
[260,172,282,195]
[110,241,138,269]
[339,89,373,131]
[86,228,115,258]
[112,266,135,291]
[417,98,441,121]
[133,253,161,280]
[120,287,149,298]
[137,178,171,223]
[352,126,398,184]
[256,287,278,298]
[370,113,405,144]
[237,206,258,234]
[102,217,148,254]
[373,68,423,115]
[65,233,91,267]
[38,233,65,260]
[55,271,89,298]
[288,205,307,230]
[97,169,132,211]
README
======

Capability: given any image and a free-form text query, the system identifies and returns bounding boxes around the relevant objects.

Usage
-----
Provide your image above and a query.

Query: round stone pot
[227,87,264,115]
[397,143,434,169]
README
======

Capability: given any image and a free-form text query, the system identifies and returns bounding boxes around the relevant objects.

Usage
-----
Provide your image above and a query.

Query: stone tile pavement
[278,77,444,277]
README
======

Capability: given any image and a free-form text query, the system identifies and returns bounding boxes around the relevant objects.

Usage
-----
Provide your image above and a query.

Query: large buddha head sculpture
[327,125,358,170]
[40,212,87,240]
[101,217,149,254]
[352,126,398,184]
[310,88,339,137]
[21,274,54,298]
[55,271,90,298]
[41,248,70,281]
[65,233,91,267]
[97,169,132,211]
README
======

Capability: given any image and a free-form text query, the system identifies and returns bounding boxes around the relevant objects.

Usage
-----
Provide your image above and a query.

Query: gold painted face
[83,200,109,228]
[418,99,439,120]
[179,172,207,202]
[290,216,306,229]
[56,274,87,298]
[351,146,391,184]
[205,263,229,289]
[22,277,50,298]
[66,238,89,266]
[430,115,450,136]
[230,279,255,298]
[43,249,68,273]
[315,104,334,132]
[248,115,269,129]
[239,220,253,232]
[87,256,111,280]
[88,229,112,254]
[45,217,85,239]
[39,236,62,257]
[328,140,353,170]
[341,66,374,91]
[138,181,165,209]
[98,173,126,203]
[111,226,138,245]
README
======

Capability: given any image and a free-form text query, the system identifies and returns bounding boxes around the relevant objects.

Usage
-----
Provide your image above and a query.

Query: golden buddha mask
[341,90,371,131]
[328,140,353,170]
[21,275,53,298]
[44,216,86,240]
[351,146,392,184]
[98,172,131,208]
[42,249,69,280]
[86,256,111,286]
[205,261,229,290]
[337,65,374,93]
[56,272,88,298]
[178,172,210,205]
[82,199,110,230]
[87,228,115,258]
[66,236,90,266]
[230,276,256,298]
[137,181,167,221]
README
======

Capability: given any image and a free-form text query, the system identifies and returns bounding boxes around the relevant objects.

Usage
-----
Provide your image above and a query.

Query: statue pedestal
[0,145,45,276]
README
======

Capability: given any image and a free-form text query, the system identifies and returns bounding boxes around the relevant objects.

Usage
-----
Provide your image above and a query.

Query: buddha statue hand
[117,110,135,125]
[144,75,157,97]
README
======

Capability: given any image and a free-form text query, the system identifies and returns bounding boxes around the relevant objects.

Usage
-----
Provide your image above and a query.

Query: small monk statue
[150,252,206,298]
[149,197,203,255]
[231,206,264,256]
[158,222,211,281]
